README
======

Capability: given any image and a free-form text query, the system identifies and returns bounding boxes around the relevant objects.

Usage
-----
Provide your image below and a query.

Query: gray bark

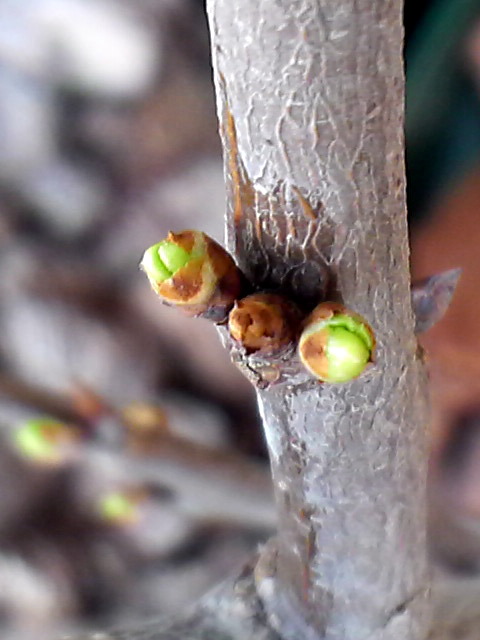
[208,1,430,639]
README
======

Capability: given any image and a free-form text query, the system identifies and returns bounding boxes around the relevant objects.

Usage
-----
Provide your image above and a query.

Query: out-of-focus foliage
[0,2,265,638]
[408,1,480,580]
[406,0,480,219]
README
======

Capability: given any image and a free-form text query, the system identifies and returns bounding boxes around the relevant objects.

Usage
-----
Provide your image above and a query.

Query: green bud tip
[300,310,374,383]
[98,492,138,523]
[13,418,68,463]
[141,240,193,283]
[325,325,370,382]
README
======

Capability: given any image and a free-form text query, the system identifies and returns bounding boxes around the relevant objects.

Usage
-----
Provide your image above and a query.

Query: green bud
[299,303,375,383]
[98,491,138,524]
[140,230,243,322]
[13,417,76,465]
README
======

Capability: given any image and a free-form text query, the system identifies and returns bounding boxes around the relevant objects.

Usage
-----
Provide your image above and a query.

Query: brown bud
[299,302,375,383]
[141,230,243,323]
[122,402,169,454]
[228,293,300,355]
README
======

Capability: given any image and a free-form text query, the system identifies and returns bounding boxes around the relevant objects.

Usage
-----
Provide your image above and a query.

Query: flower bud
[299,302,375,383]
[228,293,300,355]
[141,230,243,322]
[12,417,79,466]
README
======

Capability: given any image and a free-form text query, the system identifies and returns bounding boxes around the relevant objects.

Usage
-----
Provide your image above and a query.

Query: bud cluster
[141,231,375,384]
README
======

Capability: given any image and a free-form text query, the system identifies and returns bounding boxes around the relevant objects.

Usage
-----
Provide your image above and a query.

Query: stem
[207,0,431,638]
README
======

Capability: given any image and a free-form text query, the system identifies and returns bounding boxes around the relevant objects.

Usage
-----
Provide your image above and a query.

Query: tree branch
[208,1,430,638]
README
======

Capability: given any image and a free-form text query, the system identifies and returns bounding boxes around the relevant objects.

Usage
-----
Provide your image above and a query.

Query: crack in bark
[382,589,425,629]
[357,588,428,640]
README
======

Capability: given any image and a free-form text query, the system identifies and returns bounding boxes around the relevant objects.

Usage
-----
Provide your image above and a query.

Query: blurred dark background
[0,0,480,638]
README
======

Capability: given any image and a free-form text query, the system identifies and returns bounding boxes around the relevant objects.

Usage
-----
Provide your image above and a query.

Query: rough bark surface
[208,1,430,639]
[67,2,434,640]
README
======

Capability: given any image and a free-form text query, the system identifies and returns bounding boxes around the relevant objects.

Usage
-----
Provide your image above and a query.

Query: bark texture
[208,1,430,639]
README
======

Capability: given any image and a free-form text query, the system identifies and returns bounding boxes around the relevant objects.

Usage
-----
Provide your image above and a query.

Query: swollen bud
[299,302,375,383]
[12,417,79,466]
[141,230,243,323]
[228,293,300,355]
